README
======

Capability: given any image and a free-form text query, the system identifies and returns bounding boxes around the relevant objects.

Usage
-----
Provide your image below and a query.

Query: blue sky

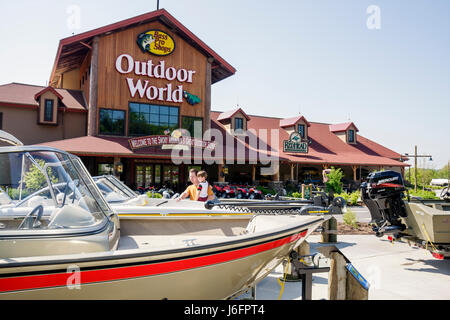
[0,0,449,168]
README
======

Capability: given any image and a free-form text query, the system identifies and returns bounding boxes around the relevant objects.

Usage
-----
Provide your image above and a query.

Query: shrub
[349,190,360,206]
[407,189,438,200]
[147,191,163,198]
[325,167,344,194]
[7,188,32,200]
[343,209,358,228]
[285,182,297,194]
[256,186,276,195]
[336,192,350,203]
[291,192,302,198]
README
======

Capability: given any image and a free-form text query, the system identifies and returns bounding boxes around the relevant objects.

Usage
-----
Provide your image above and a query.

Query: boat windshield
[93,175,136,203]
[0,150,111,234]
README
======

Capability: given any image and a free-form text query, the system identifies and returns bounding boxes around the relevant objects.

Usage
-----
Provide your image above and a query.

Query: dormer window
[280,115,310,140]
[235,117,244,132]
[348,129,355,143]
[298,124,306,138]
[34,86,62,125]
[217,108,251,136]
[329,122,359,144]
[44,99,54,122]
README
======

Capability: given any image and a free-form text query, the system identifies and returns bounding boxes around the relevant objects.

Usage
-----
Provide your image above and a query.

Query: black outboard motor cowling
[360,170,407,237]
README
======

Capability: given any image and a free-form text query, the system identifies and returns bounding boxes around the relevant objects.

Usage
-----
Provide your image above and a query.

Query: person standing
[176,168,215,201]
[195,171,209,202]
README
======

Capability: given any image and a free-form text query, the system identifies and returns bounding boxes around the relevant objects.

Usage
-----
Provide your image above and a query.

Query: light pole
[401,145,432,192]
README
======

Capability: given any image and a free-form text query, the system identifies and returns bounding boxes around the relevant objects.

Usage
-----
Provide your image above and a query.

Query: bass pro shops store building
[0,9,408,191]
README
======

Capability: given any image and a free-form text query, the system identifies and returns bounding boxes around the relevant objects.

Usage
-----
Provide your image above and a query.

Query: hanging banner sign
[283,132,309,153]
[129,135,216,151]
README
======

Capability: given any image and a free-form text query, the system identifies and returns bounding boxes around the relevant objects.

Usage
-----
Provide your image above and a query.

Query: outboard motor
[360,170,407,237]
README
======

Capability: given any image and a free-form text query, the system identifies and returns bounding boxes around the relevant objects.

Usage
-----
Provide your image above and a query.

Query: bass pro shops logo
[137,30,175,56]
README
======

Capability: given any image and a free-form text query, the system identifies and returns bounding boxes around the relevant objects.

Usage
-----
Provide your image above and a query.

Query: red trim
[374,183,404,188]
[0,102,38,109]
[280,115,311,128]
[0,102,85,113]
[59,107,88,113]
[34,87,63,101]
[0,230,307,293]
[50,9,236,84]
[217,108,251,121]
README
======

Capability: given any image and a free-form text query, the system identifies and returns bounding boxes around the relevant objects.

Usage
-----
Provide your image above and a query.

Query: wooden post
[88,36,99,136]
[204,58,213,133]
[352,165,357,181]
[346,270,369,300]
[218,164,225,183]
[290,164,295,181]
[301,184,305,200]
[328,252,347,300]
[252,165,256,184]
[113,156,121,179]
[321,219,330,243]
[273,169,280,181]
[297,240,310,257]
[414,145,418,192]
[328,216,338,243]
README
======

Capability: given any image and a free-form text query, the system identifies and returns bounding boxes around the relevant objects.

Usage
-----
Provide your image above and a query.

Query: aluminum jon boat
[0,132,326,299]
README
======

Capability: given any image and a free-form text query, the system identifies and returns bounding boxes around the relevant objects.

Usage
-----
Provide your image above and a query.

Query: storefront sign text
[129,135,216,151]
[283,132,309,153]
[116,54,197,104]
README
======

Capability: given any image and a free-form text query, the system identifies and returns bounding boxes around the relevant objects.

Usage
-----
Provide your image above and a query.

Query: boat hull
[0,217,323,299]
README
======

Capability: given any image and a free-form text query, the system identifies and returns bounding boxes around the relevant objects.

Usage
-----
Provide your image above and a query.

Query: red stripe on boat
[0,230,308,293]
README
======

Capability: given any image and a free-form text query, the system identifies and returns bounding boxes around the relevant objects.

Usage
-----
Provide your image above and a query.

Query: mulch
[312,222,374,235]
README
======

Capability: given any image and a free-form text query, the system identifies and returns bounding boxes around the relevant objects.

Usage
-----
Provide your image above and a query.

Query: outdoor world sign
[114,30,201,105]
[283,132,309,153]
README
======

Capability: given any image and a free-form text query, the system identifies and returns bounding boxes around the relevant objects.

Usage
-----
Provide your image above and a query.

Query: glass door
[135,164,154,188]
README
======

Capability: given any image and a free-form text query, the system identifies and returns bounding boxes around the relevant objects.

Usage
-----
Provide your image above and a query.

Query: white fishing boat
[0,130,327,299]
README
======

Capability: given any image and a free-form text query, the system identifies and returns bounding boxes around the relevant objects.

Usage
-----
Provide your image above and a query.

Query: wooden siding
[96,20,208,136]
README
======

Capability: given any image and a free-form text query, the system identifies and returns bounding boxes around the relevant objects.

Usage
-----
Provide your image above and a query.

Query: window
[99,109,125,136]
[98,163,114,176]
[44,99,54,122]
[348,129,355,143]
[182,116,203,137]
[128,103,179,136]
[163,165,179,185]
[235,118,244,132]
[298,124,305,138]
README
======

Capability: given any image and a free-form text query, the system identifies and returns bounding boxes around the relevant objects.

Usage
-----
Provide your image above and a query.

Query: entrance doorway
[135,163,180,190]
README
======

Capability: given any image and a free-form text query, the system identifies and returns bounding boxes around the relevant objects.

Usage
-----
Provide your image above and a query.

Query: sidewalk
[238,235,450,300]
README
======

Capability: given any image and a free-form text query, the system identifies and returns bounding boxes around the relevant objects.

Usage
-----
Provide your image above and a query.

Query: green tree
[24,159,58,191]
[325,167,344,194]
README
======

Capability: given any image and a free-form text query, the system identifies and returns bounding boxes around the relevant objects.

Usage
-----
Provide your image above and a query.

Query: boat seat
[48,204,96,228]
